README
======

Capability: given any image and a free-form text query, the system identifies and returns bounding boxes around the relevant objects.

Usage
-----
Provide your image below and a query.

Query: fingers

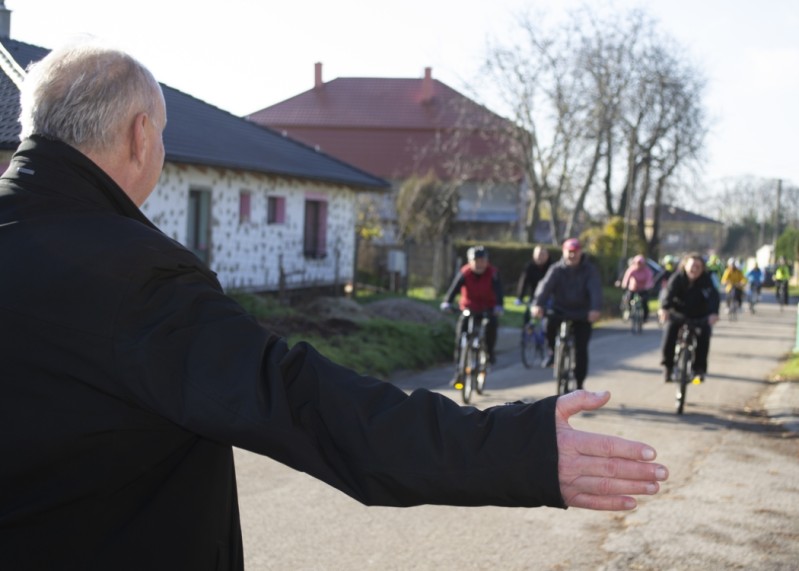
[565,451,668,481]
[563,429,658,463]
[559,462,669,511]
[561,473,663,510]
[555,389,611,421]
[565,493,640,511]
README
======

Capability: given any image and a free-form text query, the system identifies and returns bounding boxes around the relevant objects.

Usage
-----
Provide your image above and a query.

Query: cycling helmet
[727,257,737,267]
[467,245,487,261]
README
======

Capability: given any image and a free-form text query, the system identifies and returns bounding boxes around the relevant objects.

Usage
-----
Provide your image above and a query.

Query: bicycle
[671,317,707,415]
[775,280,789,312]
[747,283,760,313]
[521,316,546,368]
[628,292,644,334]
[551,314,578,396]
[726,288,742,321]
[454,309,491,404]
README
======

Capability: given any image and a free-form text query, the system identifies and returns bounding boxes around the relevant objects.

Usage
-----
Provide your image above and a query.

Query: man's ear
[130,112,148,166]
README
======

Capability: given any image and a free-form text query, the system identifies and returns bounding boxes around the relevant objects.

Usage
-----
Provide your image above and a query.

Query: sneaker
[664,369,673,383]
[543,353,554,367]
[691,371,705,384]
[449,374,460,388]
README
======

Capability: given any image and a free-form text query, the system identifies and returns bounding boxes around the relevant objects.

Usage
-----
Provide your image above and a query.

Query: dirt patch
[364,298,447,325]
[258,314,361,339]
[258,297,447,339]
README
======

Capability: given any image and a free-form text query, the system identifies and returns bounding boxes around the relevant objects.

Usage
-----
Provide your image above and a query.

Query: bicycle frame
[456,310,491,404]
[554,320,577,395]
[629,292,644,334]
[673,317,705,415]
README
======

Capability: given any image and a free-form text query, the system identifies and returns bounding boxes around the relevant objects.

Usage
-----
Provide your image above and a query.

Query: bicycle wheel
[631,299,643,334]
[675,341,690,414]
[556,341,573,395]
[461,346,475,404]
[520,323,535,368]
[476,345,488,395]
[778,283,788,311]
[534,337,546,365]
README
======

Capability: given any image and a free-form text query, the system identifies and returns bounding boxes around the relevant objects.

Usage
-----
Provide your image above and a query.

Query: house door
[187,189,211,264]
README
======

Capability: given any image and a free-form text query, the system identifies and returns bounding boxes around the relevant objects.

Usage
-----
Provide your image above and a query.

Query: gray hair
[19,40,162,153]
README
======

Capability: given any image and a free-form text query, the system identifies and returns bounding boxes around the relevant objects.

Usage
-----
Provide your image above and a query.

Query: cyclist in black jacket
[658,253,720,383]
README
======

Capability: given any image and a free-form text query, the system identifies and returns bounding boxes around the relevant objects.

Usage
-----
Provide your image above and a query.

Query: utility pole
[773,178,782,245]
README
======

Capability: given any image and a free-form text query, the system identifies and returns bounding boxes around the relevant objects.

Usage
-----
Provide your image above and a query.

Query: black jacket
[532,256,603,320]
[516,259,553,301]
[0,137,564,570]
[660,268,721,319]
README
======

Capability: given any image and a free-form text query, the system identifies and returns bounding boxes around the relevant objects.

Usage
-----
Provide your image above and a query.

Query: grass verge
[775,351,799,381]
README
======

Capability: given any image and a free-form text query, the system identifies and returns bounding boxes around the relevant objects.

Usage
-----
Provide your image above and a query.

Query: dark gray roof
[646,204,722,225]
[0,38,388,191]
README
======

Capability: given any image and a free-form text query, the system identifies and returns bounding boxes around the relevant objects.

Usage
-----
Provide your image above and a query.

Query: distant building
[645,204,725,255]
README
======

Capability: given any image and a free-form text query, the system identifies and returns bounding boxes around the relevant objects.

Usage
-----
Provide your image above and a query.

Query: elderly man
[0,42,666,570]
[532,238,603,390]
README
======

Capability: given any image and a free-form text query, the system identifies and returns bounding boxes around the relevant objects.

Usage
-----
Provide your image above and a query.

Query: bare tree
[395,171,459,291]
[472,6,708,250]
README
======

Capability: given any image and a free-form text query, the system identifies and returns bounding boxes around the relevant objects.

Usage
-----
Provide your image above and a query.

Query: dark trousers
[546,317,592,384]
[454,313,498,365]
[660,318,711,374]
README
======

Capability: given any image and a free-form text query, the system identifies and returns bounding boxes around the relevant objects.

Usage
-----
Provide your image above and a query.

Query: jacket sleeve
[660,272,680,311]
[587,263,603,312]
[493,268,504,306]
[443,271,465,305]
[114,260,565,510]
[532,266,556,307]
[516,264,530,299]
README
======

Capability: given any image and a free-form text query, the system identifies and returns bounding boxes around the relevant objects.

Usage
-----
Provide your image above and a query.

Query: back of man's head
[19,39,161,155]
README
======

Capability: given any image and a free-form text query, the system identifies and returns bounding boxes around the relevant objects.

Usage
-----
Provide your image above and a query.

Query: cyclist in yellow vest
[720,258,747,313]
[773,256,791,305]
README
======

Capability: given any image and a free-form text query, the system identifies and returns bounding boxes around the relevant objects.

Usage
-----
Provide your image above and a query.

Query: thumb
[555,389,611,422]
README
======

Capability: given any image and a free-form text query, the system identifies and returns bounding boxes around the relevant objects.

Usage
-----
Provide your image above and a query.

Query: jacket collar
[3,135,159,231]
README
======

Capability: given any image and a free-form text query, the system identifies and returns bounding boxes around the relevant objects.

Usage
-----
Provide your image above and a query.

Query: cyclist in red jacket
[441,246,504,381]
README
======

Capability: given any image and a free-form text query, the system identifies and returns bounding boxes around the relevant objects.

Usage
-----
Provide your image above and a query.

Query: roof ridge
[0,40,25,89]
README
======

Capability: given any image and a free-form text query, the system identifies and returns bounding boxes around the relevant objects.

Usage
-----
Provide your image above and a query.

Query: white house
[0,16,388,295]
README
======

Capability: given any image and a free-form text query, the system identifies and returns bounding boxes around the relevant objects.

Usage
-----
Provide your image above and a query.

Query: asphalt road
[235,292,799,570]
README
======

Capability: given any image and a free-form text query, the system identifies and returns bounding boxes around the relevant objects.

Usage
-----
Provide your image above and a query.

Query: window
[267,195,286,224]
[239,191,252,224]
[187,189,211,264]
[303,199,328,259]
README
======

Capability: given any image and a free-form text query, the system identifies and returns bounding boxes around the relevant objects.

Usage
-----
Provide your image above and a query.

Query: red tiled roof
[247,70,516,181]
[248,76,498,129]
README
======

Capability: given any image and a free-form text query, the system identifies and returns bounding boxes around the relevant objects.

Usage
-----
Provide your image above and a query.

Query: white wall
[141,163,357,292]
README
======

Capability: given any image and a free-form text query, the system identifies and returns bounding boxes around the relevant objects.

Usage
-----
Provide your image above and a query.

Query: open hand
[555,390,668,510]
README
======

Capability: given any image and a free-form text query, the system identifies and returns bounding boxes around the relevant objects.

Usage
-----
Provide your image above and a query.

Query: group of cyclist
[442,239,602,392]
[441,240,793,395]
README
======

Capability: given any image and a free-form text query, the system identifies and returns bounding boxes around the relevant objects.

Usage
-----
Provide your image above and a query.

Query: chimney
[421,67,434,102]
[314,62,323,89]
[0,1,10,39]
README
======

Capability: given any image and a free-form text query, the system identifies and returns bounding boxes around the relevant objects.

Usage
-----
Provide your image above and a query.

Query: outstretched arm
[555,390,668,511]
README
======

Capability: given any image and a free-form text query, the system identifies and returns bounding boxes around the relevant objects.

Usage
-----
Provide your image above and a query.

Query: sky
[5,0,798,187]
